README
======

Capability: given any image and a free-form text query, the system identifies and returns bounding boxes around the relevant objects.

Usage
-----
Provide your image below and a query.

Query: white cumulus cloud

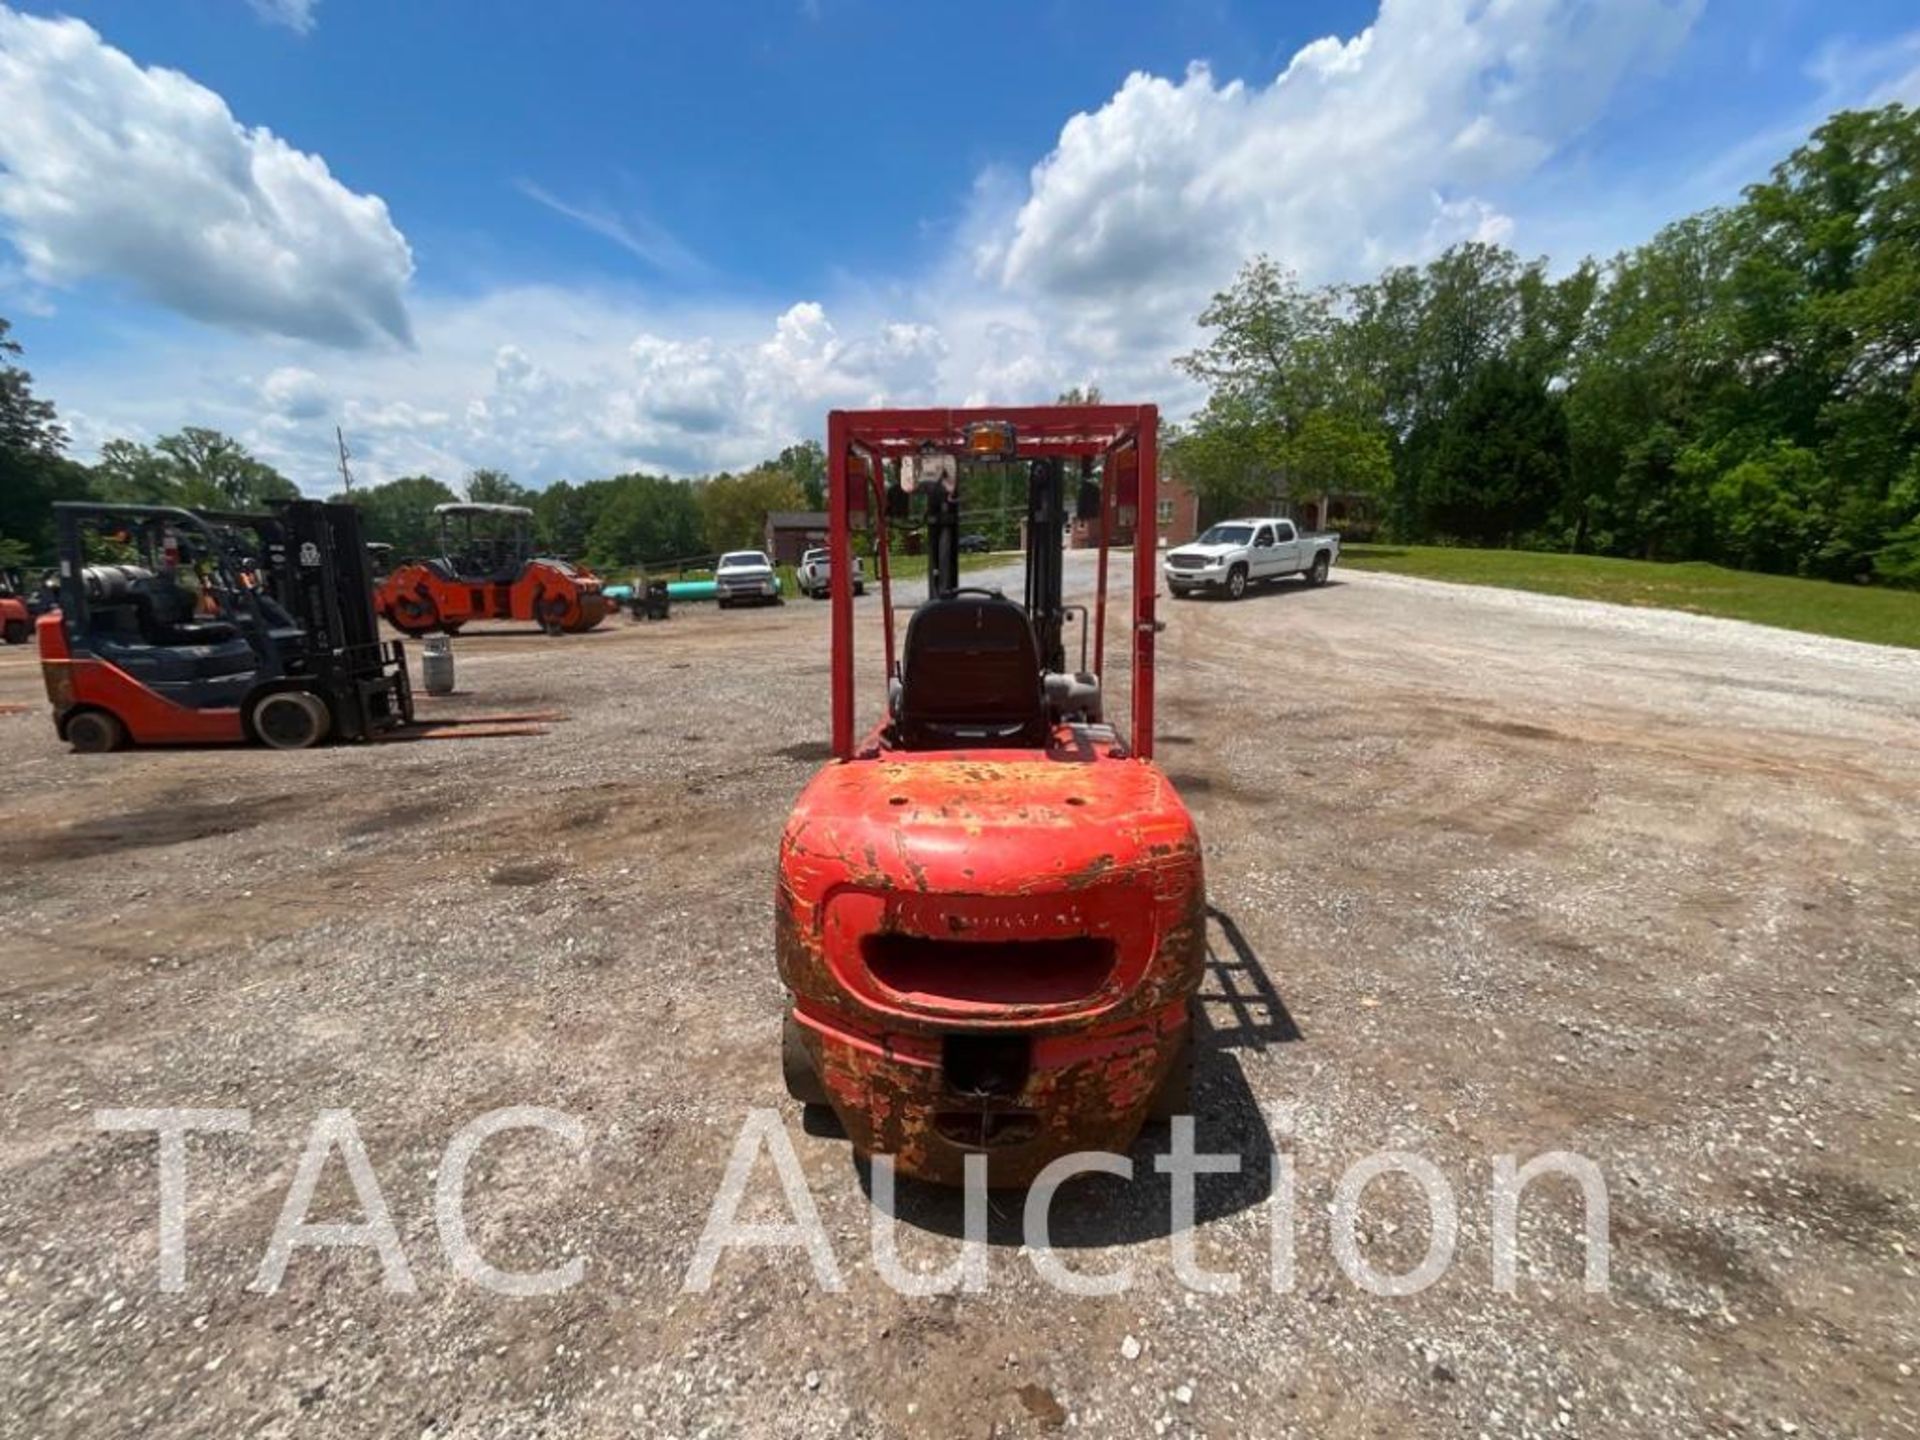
[259,365,330,420]
[22,0,1728,492]
[0,7,412,347]
[246,0,319,35]
[987,0,1703,354]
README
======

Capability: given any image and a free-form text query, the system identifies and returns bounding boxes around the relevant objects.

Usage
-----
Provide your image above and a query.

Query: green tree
[350,474,461,556]
[698,467,806,552]
[0,317,89,562]
[91,439,182,504]
[1167,393,1285,521]
[0,317,65,457]
[1728,104,1920,577]
[1171,104,1920,581]
[465,468,533,506]
[1560,211,1740,556]
[1874,457,1920,585]
[1284,411,1393,519]
[1699,440,1825,572]
[152,427,298,509]
[1177,258,1342,433]
[1415,360,1569,545]
[769,441,826,511]
[584,474,705,569]
[532,479,592,557]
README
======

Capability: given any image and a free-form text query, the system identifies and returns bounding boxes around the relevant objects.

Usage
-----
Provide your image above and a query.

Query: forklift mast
[826,405,1159,761]
[917,454,1071,675]
[271,500,385,661]
[924,484,959,602]
[1022,457,1068,674]
[198,501,384,660]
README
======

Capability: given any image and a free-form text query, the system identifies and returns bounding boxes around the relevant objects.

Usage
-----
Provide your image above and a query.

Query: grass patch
[1341,544,1920,650]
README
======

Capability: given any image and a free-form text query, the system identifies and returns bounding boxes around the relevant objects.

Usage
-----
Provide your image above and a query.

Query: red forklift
[777,405,1206,1185]
[38,500,412,751]
[0,569,30,645]
[375,502,611,636]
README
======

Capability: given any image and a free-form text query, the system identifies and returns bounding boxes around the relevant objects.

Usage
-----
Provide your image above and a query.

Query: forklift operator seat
[894,590,1049,750]
[83,564,238,644]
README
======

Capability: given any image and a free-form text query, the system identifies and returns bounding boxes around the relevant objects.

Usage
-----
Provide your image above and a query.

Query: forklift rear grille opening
[863,935,1116,1007]
[941,1033,1032,1099]
[933,1110,1040,1150]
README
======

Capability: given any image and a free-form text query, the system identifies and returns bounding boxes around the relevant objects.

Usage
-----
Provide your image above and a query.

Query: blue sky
[2,0,1918,492]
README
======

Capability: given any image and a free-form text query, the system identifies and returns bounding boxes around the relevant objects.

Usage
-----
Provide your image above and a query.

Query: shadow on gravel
[775,740,836,764]
[856,906,1300,1247]
[1168,576,1345,604]
[1198,906,1303,1050]
[2,792,294,863]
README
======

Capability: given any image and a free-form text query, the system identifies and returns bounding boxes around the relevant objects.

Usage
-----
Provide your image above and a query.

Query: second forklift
[37,498,412,751]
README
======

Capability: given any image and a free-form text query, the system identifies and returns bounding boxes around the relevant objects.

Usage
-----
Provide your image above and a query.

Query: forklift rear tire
[251,690,332,750]
[2,619,28,645]
[65,709,127,754]
[782,1014,830,1106]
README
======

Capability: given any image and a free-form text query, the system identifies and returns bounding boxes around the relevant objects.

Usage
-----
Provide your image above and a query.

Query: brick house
[1069,468,1201,550]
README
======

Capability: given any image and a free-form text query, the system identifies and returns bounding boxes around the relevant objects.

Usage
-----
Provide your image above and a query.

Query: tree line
[1172,104,1920,586]
[0,331,828,575]
[347,444,825,572]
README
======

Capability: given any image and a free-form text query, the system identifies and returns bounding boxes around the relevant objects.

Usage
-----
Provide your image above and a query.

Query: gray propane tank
[421,635,455,696]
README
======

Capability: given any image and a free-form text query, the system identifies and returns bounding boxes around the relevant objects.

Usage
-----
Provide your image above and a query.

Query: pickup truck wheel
[854,582,866,597]
[1307,552,1331,587]
[1225,564,1248,600]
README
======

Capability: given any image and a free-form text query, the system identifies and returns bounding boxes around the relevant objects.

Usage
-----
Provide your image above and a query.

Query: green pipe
[666,579,718,601]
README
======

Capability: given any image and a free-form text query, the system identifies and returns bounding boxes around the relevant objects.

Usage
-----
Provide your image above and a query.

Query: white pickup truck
[1163,517,1340,600]
[714,550,784,609]
[795,546,866,599]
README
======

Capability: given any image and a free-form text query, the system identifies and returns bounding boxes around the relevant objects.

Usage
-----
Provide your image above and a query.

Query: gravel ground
[1,556,1916,1439]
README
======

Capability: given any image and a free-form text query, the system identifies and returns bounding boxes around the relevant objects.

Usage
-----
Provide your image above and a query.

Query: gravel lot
[2,555,1916,1439]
